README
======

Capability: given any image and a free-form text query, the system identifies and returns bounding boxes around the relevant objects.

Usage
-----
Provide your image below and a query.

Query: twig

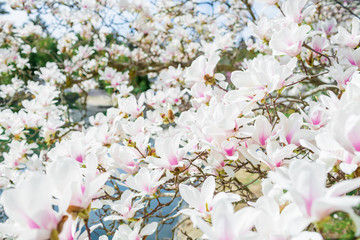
[303,43,332,65]
[334,0,360,19]
[85,219,92,240]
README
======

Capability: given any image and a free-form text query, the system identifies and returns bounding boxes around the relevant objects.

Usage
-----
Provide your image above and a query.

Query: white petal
[140,222,158,236]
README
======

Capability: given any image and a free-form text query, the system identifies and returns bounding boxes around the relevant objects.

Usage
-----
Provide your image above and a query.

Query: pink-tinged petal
[1,190,29,227]
[344,76,351,85]
[168,155,178,165]
[81,184,86,195]
[75,155,84,163]
[304,196,314,217]
[155,135,182,168]
[346,117,360,152]
[224,147,235,156]
[26,216,40,229]
[289,161,327,217]
[291,191,313,218]
[255,116,272,146]
[349,133,360,152]
[1,174,54,229]
[311,111,322,125]
[286,131,294,144]
[275,161,283,167]
[143,186,150,193]
[348,57,356,66]
[259,133,267,146]
[36,210,59,231]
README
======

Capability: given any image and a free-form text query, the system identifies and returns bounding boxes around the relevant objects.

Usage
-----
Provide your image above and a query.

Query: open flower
[247,140,297,169]
[148,134,196,170]
[283,0,315,24]
[179,176,240,218]
[47,154,110,212]
[126,168,164,195]
[269,160,360,235]
[270,24,311,57]
[332,18,360,48]
[184,52,222,87]
[191,200,258,240]
[113,221,158,240]
[0,173,73,240]
[254,196,321,240]
[105,190,144,221]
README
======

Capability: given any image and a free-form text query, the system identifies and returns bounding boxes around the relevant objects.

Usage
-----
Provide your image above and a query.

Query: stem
[85,219,92,240]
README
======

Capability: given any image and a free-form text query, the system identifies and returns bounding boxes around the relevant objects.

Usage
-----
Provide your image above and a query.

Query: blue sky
[3,1,279,40]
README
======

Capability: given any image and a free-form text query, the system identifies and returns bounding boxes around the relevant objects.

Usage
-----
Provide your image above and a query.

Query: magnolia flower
[118,94,145,118]
[190,82,213,108]
[269,160,360,235]
[299,101,328,129]
[319,19,337,35]
[220,138,240,160]
[314,131,358,174]
[0,173,73,240]
[247,140,297,169]
[332,18,360,48]
[89,112,108,126]
[277,112,313,145]
[48,137,90,164]
[47,154,110,211]
[105,190,144,221]
[2,140,38,167]
[331,102,360,155]
[283,0,315,24]
[328,63,357,90]
[248,16,272,41]
[148,134,196,170]
[179,176,240,218]
[342,48,360,68]
[191,200,258,240]
[205,150,236,177]
[35,62,66,84]
[99,67,129,88]
[99,67,118,82]
[310,35,330,55]
[229,55,298,95]
[184,52,222,86]
[126,168,164,195]
[113,221,158,240]
[254,196,322,240]
[251,115,273,146]
[110,145,139,174]
[311,101,360,173]
[269,24,311,57]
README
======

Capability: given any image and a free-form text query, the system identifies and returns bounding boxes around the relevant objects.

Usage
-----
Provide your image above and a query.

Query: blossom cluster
[1,0,360,240]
